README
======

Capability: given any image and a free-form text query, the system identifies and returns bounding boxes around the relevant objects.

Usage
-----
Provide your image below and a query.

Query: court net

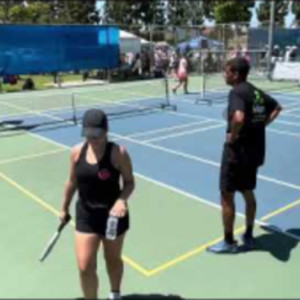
[188,49,300,104]
[0,77,176,133]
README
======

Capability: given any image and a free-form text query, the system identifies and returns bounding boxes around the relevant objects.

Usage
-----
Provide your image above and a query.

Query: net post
[161,72,177,111]
[165,73,170,106]
[201,50,205,99]
[196,50,210,105]
[57,72,62,88]
[71,93,77,125]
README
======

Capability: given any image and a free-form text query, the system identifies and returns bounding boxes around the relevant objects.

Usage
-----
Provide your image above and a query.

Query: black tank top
[75,142,121,209]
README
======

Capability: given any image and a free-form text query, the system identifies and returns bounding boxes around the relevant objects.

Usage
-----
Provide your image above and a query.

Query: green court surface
[0,129,299,299]
[1,75,300,299]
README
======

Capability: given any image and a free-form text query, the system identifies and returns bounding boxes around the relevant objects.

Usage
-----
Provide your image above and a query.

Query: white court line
[2,91,300,191]
[268,128,300,139]
[2,101,299,241]
[109,131,300,191]
[272,91,300,98]
[144,124,225,143]
[0,79,164,101]
[0,100,26,115]
[172,97,300,136]
[0,149,67,165]
[273,95,300,101]
[0,93,166,119]
[128,120,215,138]
[282,113,300,119]
[4,91,300,144]
[282,102,300,109]
[275,120,300,127]
[284,107,300,113]
[7,119,299,241]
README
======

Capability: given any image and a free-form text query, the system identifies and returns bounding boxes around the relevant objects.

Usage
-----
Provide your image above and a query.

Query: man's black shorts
[220,144,258,192]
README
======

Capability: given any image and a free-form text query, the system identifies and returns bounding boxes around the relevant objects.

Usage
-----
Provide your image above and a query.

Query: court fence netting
[186,49,300,104]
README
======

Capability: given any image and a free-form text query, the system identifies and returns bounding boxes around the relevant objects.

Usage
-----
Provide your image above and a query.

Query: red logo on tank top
[98,169,111,180]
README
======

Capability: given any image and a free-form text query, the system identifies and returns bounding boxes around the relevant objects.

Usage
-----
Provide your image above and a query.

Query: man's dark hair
[226,57,250,81]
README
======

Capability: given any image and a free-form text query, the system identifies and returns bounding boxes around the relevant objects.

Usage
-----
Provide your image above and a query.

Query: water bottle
[106,216,118,240]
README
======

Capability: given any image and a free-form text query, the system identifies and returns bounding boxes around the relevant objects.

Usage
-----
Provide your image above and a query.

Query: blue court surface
[0,80,299,298]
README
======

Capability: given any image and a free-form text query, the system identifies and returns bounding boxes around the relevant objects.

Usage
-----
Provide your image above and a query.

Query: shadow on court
[76,294,185,300]
[239,228,300,262]
[122,294,185,300]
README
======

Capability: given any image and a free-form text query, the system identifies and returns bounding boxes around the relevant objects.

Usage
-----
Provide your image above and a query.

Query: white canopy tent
[119,30,141,54]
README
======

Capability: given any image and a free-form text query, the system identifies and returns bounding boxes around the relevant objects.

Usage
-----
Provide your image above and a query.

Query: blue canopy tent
[177,36,223,53]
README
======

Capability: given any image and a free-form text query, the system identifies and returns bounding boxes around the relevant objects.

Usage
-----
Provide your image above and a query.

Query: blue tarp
[0,25,120,75]
[248,28,300,50]
[177,36,223,53]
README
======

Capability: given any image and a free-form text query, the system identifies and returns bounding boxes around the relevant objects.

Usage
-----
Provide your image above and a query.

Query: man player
[208,57,282,253]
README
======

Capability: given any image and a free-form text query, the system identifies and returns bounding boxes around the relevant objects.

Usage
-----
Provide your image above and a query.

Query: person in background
[289,46,298,62]
[132,53,142,77]
[172,53,189,94]
[154,49,164,78]
[169,51,179,78]
[242,48,251,64]
[284,46,291,62]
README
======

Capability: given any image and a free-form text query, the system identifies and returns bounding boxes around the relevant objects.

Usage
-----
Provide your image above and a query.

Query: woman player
[61,109,135,300]
[172,53,189,94]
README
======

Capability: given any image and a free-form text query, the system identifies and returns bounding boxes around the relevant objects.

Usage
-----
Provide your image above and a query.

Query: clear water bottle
[106,216,119,240]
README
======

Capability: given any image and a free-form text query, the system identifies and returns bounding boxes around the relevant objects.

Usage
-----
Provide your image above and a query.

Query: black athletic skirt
[75,200,129,237]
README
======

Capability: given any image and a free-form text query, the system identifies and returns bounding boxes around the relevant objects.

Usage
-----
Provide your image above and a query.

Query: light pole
[267,0,275,80]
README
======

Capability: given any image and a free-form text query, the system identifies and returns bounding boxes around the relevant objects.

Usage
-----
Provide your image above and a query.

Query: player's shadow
[239,227,300,262]
[122,295,185,300]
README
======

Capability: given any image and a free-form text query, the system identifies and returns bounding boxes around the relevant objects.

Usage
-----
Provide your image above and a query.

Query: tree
[167,0,204,26]
[0,0,99,24]
[202,0,254,24]
[213,0,254,24]
[203,0,218,21]
[186,0,205,25]
[48,0,70,24]
[291,0,300,26]
[104,0,165,27]
[199,1,254,50]
[9,2,51,24]
[0,0,19,23]
[103,1,132,25]
[200,0,254,24]
[153,0,165,26]
[256,0,289,27]
[64,0,99,24]
[167,0,188,26]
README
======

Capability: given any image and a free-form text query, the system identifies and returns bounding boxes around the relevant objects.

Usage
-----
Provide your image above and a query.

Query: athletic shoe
[241,235,256,250]
[207,240,238,254]
[109,292,122,300]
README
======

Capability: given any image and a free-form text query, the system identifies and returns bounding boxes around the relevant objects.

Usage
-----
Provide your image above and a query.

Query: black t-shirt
[226,81,278,166]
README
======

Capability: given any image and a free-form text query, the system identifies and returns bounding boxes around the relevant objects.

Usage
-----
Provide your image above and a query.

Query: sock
[224,232,234,244]
[109,291,122,300]
[244,225,254,238]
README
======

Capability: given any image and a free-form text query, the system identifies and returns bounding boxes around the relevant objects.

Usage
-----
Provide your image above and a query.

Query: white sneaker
[109,292,122,300]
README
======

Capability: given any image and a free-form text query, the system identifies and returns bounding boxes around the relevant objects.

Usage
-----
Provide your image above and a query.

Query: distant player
[172,53,188,94]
